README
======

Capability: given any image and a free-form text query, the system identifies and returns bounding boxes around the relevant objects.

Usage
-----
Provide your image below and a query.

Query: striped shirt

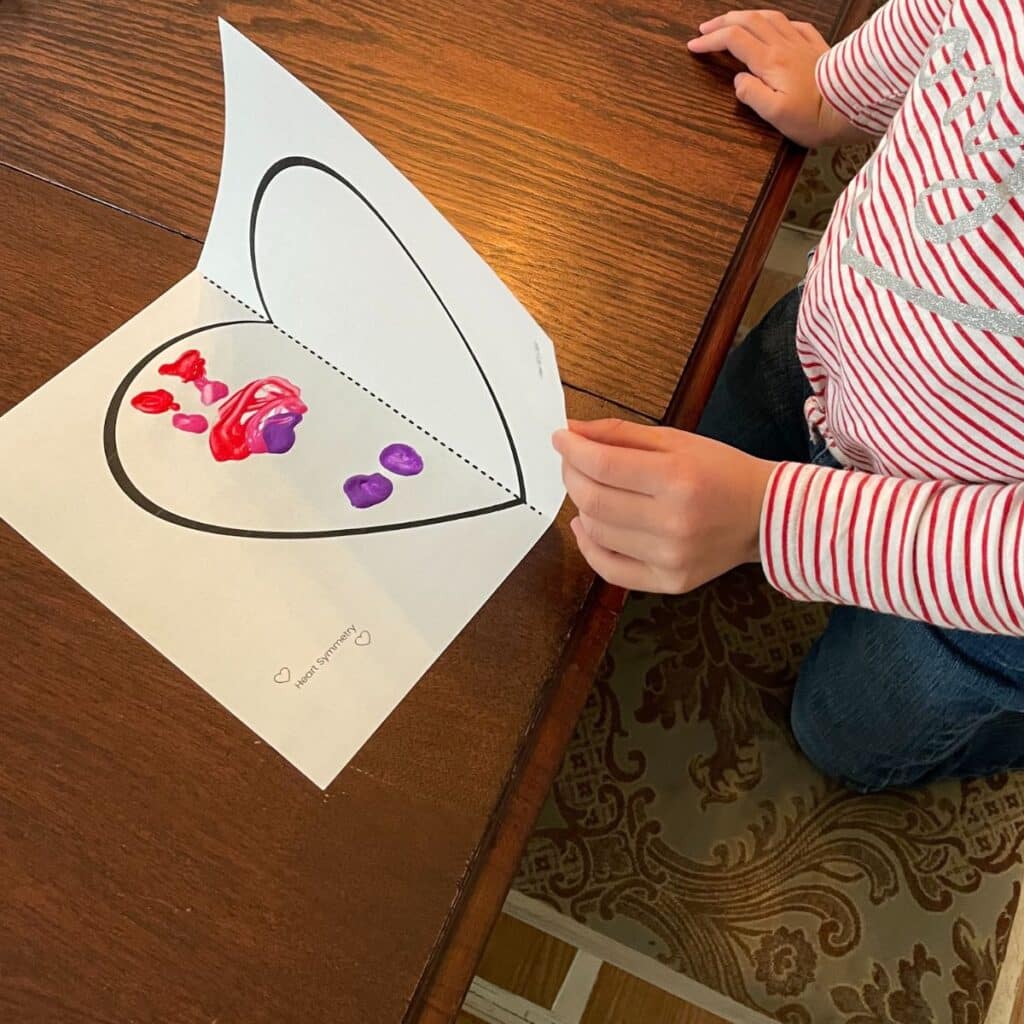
[760,0,1024,636]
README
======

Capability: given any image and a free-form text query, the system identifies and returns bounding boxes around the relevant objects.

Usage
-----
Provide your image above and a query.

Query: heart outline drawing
[273,667,291,684]
[103,156,528,539]
[354,630,371,647]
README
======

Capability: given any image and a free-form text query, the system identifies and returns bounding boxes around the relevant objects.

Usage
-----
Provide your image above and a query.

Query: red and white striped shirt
[760,0,1024,635]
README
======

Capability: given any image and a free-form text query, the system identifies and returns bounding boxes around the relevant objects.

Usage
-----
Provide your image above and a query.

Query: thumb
[566,418,669,451]
[734,72,781,124]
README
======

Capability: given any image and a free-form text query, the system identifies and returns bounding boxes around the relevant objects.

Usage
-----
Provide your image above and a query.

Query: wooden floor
[734,223,813,341]
[457,913,728,1024]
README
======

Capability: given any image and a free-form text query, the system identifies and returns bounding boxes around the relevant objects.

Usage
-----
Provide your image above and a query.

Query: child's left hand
[553,419,777,593]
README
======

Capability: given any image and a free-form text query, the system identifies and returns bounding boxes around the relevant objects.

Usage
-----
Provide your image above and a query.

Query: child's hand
[553,420,776,594]
[687,10,868,147]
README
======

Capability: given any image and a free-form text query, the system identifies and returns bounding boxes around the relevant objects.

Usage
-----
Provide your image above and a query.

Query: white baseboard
[463,948,602,1024]
[504,891,778,1024]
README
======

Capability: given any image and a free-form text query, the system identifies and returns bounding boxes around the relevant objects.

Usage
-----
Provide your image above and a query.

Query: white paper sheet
[0,21,566,788]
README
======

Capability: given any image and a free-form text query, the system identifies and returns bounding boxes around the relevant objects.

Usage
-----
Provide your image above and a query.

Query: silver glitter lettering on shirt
[914,26,1024,243]
[834,25,1024,337]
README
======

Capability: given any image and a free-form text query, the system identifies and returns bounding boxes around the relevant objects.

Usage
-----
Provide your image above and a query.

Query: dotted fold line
[200,274,541,515]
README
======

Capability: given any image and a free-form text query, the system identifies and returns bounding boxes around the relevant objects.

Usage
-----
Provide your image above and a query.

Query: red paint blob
[131,389,180,414]
[159,349,207,383]
[209,377,307,462]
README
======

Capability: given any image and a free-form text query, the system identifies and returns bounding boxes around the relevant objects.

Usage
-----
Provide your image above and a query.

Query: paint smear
[344,473,393,509]
[172,413,209,434]
[379,443,423,476]
[159,349,207,383]
[131,389,180,414]
[210,376,307,462]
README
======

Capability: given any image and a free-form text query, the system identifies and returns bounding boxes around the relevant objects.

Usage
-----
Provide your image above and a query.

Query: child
[553,1,1024,792]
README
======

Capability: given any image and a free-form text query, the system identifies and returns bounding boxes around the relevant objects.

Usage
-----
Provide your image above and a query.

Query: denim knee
[789,682,895,792]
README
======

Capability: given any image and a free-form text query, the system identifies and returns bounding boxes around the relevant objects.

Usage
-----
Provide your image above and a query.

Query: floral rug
[514,566,1024,1023]
[784,141,877,232]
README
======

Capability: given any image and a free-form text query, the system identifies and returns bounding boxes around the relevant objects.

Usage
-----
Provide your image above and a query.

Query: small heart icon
[354,630,371,647]
[274,667,291,684]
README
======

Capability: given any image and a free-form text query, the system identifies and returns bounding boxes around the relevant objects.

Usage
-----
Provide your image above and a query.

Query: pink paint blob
[131,389,180,414]
[171,413,209,434]
[197,378,229,406]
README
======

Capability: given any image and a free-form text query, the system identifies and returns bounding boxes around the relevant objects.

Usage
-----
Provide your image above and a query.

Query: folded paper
[0,21,566,788]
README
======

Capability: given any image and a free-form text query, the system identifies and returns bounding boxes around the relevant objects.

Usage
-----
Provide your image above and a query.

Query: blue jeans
[698,287,1024,791]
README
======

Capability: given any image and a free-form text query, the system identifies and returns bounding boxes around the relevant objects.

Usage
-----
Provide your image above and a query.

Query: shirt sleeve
[760,461,1024,636]
[815,0,952,135]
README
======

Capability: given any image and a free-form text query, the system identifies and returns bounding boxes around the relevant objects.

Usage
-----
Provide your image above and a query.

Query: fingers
[790,20,824,44]
[562,463,662,531]
[687,24,766,70]
[570,518,654,591]
[552,427,664,494]
[566,418,672,452]
[696,9,790,42]
[733,71,782,122]
[578,512,678,567]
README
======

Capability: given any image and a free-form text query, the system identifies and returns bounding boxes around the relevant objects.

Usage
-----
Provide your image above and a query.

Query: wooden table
[0,2,863,1021]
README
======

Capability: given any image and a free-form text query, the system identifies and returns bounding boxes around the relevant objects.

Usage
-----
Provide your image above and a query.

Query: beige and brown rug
[515,566,1024,1024]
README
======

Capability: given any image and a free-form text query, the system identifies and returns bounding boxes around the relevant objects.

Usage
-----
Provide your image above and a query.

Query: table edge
[408,1,878,1018]
[407,577,626,1023]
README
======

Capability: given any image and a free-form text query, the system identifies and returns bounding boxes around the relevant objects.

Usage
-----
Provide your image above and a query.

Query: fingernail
[552,428,569,447]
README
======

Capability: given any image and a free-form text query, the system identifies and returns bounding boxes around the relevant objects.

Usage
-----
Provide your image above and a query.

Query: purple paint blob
[171,412,209,434]
[344,473,393,509]
[379,443,424,476]
[262,412,303,454]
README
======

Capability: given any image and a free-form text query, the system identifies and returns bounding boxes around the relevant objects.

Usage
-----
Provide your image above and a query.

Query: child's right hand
[687,10,870,147]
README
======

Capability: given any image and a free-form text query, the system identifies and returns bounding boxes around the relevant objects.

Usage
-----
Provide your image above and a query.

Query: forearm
[812,91,876,146]
[761,462,1024,636]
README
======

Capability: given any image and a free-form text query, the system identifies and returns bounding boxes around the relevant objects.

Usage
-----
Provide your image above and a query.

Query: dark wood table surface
[0,1,863,1021]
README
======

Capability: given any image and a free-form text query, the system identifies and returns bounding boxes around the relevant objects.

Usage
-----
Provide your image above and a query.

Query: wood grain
[1,0,847,420]
[580,964,729,1024]
[410,580,625,1023]
[0,165,626,1024]
[474,915,576,1009]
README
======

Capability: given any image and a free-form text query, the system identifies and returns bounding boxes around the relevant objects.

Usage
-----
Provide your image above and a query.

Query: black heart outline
[104,156,528,539]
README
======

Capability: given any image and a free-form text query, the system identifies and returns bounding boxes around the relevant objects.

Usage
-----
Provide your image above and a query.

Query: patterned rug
[785,141,877,232]
[515,566,1024,1024]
